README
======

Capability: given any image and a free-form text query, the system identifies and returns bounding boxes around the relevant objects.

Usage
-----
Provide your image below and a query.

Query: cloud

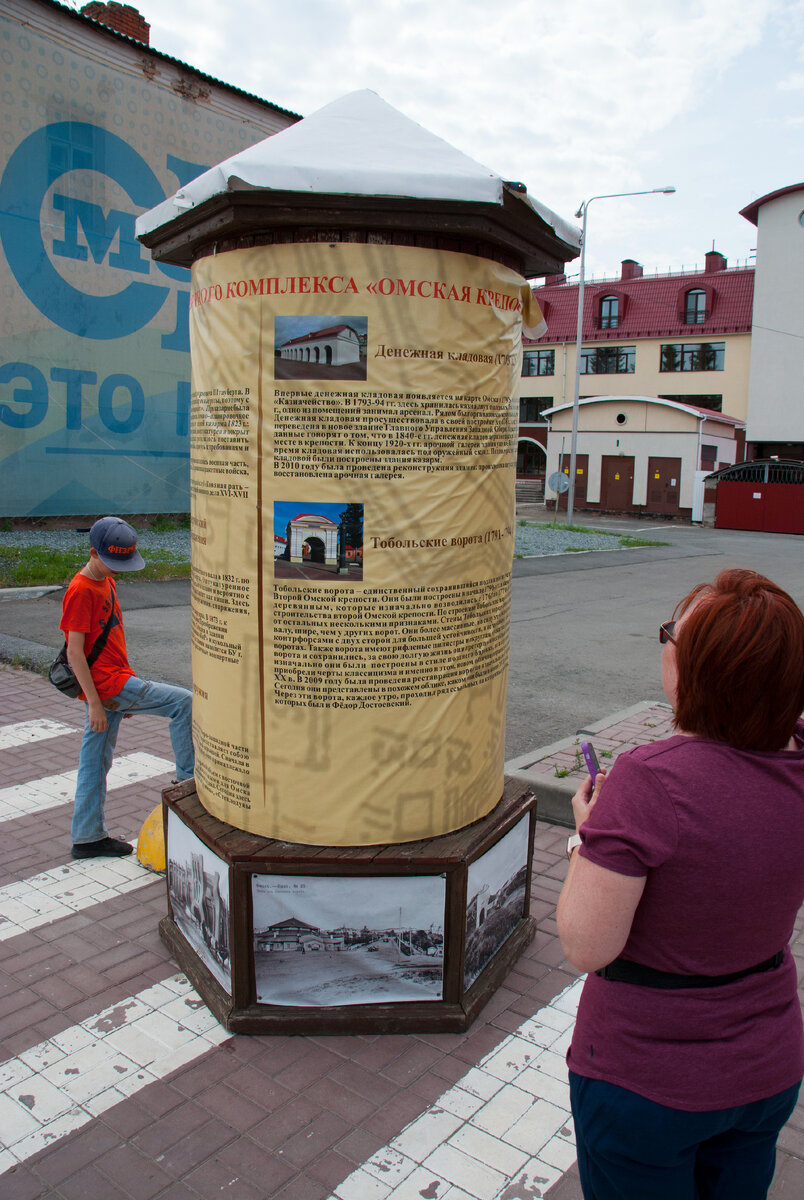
[147,0,792,273]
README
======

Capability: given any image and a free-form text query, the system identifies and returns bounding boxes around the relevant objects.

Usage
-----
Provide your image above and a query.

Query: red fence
[715,481,804,534]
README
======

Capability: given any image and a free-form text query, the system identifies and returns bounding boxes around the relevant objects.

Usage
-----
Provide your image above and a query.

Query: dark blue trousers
[569,1072,800,1199]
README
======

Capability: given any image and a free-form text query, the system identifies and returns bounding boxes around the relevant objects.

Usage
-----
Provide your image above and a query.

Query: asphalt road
[2,515,802,760]
[507,516,804,756]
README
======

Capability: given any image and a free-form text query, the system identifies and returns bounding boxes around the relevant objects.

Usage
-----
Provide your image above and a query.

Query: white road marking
[0,974,229,1175]
[0,962,584,1190]
[0,752,173,822]
[329,977,584,1200]
[0,857,159,941]
[0,720,78,750]
[0,715,585,1196]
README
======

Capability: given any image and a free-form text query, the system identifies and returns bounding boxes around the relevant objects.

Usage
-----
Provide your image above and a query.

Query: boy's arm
[66,630,108,732]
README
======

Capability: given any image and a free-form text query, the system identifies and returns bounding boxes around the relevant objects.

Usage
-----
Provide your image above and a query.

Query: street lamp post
[565,187,676,526]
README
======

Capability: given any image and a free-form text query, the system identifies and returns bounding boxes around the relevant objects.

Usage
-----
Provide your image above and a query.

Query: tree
[660,345,680,373]
[339,503,363,551]
[694,343,716,371]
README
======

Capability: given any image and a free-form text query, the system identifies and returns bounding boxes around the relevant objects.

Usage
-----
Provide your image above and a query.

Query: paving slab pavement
[505,701,675,827]
[1,666,804,1199]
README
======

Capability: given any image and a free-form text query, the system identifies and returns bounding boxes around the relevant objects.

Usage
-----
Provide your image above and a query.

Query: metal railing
[710,460,804,484]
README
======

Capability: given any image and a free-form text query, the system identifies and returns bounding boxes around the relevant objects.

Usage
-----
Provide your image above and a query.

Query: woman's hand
[571,767,607,833]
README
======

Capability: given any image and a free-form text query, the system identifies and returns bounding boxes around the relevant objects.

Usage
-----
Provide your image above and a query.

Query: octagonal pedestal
[160,778,537,1034]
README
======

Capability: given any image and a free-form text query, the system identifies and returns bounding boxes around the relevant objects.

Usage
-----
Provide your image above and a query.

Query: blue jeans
[72,676,194,844]
[570,1071,801,1200]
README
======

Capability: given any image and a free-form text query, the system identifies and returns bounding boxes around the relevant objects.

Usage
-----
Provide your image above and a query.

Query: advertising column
[189,240,540,846]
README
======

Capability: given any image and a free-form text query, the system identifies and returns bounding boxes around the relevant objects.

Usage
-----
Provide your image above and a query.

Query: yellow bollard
[137,803,166,873]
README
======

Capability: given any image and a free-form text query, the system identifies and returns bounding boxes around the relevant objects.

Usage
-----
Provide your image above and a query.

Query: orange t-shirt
[59,573,135,700]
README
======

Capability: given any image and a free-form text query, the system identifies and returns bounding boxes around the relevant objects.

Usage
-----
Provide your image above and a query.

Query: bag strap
[86,581,116,667]
[61,581,116,668]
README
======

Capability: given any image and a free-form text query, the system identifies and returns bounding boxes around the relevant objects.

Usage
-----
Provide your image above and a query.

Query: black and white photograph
[274,315,368,381]
[252,873,445,1006]
[167,810,231,994]
[464,816,530,989]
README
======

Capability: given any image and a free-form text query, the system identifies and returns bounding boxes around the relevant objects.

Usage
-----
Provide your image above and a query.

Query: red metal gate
[715,482,804,534]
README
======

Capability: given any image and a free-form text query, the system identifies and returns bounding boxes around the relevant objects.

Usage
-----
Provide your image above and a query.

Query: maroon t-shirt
[569,725,804,1110]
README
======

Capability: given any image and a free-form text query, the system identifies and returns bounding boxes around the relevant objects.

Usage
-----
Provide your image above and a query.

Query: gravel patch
[514,523,625,557]
[0,528,193,559]
[0,524,628,563]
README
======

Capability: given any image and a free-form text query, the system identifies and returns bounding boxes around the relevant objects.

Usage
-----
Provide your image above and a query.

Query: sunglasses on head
[659,621,677,645]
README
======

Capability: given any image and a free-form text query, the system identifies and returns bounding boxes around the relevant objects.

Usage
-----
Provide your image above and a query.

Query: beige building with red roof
[517,251,753,502]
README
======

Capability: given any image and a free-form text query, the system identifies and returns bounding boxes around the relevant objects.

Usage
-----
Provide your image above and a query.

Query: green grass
[149,514,191,533]
[618,535,667,548]
[518,520,668,549]
[563,537,667,552]
[519,520,607,534]
[0,546,190,588]
[555,748,583,778]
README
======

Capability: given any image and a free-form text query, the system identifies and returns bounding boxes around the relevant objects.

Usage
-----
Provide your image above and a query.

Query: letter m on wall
[51,195,148,274]
[0,121,169,338]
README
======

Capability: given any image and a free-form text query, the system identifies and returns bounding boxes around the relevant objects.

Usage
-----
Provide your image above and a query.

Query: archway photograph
[274,316,368,380]
[273,500,364,581]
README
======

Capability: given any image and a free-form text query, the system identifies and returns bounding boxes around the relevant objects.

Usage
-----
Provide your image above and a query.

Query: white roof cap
[136,89,579,249]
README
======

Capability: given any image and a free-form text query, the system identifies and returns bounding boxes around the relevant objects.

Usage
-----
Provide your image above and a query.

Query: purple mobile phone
[581,741,600,784]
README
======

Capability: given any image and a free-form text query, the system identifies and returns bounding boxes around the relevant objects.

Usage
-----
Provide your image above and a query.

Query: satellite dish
[548,471,570,494]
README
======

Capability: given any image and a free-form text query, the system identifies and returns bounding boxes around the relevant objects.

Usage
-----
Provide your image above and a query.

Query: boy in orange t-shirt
[60,517,194,858]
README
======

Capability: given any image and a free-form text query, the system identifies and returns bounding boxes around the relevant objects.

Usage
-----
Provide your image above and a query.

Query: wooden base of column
[160,778,538,1034]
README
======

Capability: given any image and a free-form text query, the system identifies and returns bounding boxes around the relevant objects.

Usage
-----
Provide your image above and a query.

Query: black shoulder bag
[49,582,115,699]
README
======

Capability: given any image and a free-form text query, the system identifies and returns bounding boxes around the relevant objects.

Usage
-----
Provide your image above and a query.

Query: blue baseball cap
[90,516,145,572]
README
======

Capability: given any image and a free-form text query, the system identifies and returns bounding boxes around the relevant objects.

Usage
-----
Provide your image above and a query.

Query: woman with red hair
[558,569,804,1199]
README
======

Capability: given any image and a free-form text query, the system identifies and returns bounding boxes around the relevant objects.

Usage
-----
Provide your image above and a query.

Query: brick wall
[80,2,150,45]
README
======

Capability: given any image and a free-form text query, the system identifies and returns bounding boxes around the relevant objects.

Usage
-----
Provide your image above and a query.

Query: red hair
[672,569,804,751]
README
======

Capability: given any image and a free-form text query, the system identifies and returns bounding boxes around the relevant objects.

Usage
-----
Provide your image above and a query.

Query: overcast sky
[139,0,802,281]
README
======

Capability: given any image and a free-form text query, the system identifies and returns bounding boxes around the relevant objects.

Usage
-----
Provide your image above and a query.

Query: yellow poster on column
[188,242,537,845]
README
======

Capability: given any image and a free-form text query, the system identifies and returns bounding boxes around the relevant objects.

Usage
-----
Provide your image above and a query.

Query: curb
[0,633,55,674]
[504,700,674,827]
[0,585,64,602]
[0,636,187,690]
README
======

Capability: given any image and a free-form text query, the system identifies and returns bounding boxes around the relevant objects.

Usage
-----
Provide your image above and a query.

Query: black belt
[595,951,784,990]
